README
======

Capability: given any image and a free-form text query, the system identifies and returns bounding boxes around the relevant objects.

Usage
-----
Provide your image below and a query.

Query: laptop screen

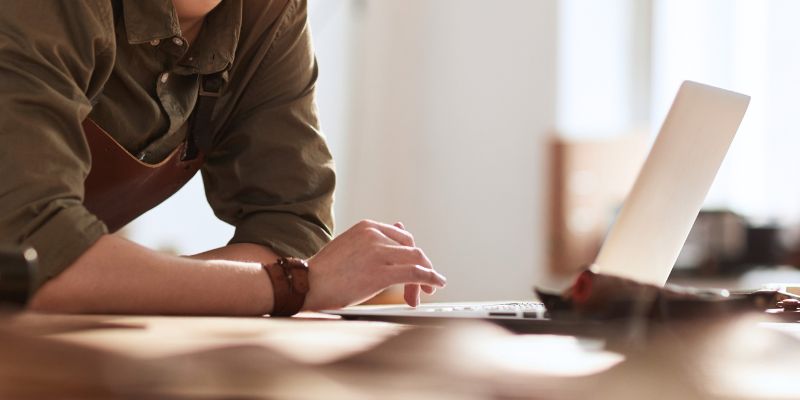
[592,81,750,286]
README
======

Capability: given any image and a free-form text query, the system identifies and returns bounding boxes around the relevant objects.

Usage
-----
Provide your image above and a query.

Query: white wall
[339,1,558,301]
[557,0,650,138]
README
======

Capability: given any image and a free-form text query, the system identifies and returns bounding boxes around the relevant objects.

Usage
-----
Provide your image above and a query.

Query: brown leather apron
[82,119,204,232]
[82,73,223,232]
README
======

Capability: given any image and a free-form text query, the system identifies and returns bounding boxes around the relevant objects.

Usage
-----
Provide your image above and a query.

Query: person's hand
[302,220,446,310]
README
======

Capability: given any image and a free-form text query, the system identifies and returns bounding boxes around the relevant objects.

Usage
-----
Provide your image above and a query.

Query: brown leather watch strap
[263,257,310,317]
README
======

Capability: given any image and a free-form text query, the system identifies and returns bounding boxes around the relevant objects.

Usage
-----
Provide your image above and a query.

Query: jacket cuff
[23,205,107,291]
[229,212,332,259]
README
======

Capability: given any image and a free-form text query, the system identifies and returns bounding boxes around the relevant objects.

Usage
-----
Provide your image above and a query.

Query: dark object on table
[743,225,786,265]
[536,269,789,321]
[0,245,37,308]
[673,210,789,275]
[674,210,748,274]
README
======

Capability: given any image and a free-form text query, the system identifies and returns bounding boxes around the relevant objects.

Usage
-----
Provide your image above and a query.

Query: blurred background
[125,0,800,302]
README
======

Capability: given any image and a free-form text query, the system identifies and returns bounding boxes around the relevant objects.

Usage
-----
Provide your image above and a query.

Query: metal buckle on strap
[199,74,224,97]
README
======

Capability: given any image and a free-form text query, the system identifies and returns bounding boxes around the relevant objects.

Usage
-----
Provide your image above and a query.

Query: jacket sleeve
[0,1,116,290]
[201,0,335,258]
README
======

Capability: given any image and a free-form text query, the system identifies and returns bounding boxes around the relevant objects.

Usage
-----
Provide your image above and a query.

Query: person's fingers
[404,283,421,307]
[383,264,447,288]
[396,223,434,299]
[366,221,415,247]
[377,245,433,269]
[392,222,415,244]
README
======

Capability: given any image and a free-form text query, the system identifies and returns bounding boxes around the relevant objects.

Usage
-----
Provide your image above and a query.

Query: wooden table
[1,311,799,399]
[36,313,403,364]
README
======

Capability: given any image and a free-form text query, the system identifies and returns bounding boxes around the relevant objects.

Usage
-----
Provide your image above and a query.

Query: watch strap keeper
[263,257,309,316]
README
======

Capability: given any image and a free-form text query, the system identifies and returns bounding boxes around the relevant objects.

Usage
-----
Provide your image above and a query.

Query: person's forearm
[28,235,274,315]
[186,242,280,265]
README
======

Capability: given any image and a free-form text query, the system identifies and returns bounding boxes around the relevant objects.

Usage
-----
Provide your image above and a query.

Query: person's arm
[29,235,273,315]
[29,219,446,314]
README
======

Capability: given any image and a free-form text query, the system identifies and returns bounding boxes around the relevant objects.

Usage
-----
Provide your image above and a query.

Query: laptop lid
[592,81,750,286]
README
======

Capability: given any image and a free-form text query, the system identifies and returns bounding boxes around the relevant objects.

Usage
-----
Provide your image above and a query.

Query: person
[0,0,446,315]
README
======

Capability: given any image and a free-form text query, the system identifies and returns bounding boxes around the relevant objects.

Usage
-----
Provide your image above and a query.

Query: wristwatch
[262,257,310,316]
[0,245,37,308]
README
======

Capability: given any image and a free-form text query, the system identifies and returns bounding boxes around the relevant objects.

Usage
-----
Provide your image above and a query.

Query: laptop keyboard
[422,302,545,313]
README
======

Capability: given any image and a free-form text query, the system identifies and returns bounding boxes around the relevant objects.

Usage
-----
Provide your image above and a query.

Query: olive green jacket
[0,0,335,290]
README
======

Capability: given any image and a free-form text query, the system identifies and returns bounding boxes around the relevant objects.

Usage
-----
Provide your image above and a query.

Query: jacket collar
[122,0,181,44]
[121,0,242,74]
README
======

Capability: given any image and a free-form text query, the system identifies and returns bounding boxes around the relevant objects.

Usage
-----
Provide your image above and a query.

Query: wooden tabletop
[2,311,799,399]
[22,312,406,364]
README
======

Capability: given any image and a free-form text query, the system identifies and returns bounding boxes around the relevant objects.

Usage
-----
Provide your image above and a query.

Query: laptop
[324,81,750,331]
